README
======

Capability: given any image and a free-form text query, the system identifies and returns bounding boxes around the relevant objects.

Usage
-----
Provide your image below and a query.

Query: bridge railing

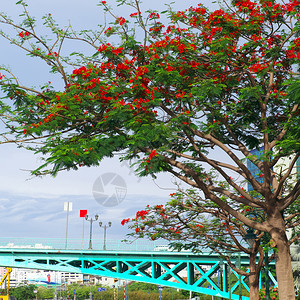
[0,237,174,252]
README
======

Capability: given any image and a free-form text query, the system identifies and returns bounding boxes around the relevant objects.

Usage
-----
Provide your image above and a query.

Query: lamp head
[244,228,257,249]
[85,214,88,220]
[99,221,103,227]
[108,221,112,227]
[95,214,99,220]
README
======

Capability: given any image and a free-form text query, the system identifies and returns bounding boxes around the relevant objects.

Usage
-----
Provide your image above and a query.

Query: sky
[0,0,219,246]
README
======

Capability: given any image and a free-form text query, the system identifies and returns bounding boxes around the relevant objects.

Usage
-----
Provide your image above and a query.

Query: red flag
[80,210,87,217]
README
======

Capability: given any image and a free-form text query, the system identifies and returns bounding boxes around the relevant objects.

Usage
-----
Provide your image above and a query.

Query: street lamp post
[99,221,112,250]
[85,214,99,249]
[158,286,162,300]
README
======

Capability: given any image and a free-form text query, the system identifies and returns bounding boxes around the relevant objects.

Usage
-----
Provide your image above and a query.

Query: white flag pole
[64,202,73,249]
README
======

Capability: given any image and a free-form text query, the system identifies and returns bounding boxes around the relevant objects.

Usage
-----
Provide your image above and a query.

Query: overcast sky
[0,0,219,247]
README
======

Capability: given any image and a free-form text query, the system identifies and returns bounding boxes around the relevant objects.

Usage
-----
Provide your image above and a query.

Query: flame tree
[123,187,299,299]
[0,0,299,298]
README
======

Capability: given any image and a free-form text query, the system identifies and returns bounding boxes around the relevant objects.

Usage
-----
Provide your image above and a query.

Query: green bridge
[0,238,277,300]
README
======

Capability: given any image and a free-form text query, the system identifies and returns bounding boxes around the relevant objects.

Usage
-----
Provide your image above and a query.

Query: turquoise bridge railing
[0,238,277,300]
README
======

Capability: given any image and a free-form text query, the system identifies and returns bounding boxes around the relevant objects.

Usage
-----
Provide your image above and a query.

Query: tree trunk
[249,278,260,300]
[269,213,295,300]
[249,252,260,300]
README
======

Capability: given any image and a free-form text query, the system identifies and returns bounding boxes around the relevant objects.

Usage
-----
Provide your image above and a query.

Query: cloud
[0,188,169,243]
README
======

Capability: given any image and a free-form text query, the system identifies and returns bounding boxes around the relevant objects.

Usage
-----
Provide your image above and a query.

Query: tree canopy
[0,0,299,299]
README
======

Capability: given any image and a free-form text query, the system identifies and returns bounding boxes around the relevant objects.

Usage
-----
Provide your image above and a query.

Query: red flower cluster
[145,149,158,163]
[116,17,126,26]
[149,12,160,19]
[98,43,112,53]
[19,31,30,38]
[285,0,300,12]
[249,63,268,73]
[130,12,141,18]
[149,23,165,34]
[44,113,55,123]
[72,66,93,79]
[287,37,300,60]
[155,204,163,209]
[135,210,148,220]
[104,27,112,35]
[112,47,124,56]
[121,218,130,225]
[210,27,222,36]
[47,51,58,57]
[235,0,256,12]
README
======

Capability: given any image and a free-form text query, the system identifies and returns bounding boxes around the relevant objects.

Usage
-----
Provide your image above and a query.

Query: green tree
[37,286,54,299]
[67,284,90,300]
[125,282,189,300]
[10,284,36,300]
[127,282,161,292]
[125,189,272,298]
[74,286,88,300]
[0,0,299,298]
[126,187,299,298]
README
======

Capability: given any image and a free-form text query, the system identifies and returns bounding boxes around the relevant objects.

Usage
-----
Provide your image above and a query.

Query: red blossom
[136,210,148,219]
[112,47,124,56]
[145,149,158,163]
[149,12,160,19]
[121,218,130,225]
[104,27,112,35]
[130,12,141,17]
[18,31,30,39]
[117,17,126,26]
